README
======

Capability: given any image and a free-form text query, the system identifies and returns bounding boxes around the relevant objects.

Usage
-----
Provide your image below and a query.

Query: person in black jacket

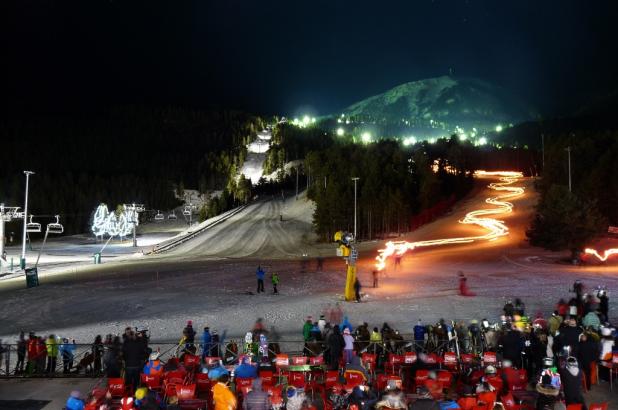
[578,332,599,391]
[559,356,587,409]
[499,324,524,368]
[122,330,145,391]
[327,326,344,370]
[554,318,582,357]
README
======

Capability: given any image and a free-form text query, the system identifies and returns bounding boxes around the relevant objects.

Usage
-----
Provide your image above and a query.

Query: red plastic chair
[461,353,475,364]
[404,351,417,364]
[476,391,497,409]
[140,374,162,391]
[504,367,528,391]
[415,369,430,386]
[343,369,366,388]
[422,352,440,366]
[235,377,254,393]
[325,370,339,389]
[289,371,306,388]
[485,374,503,393]
[107,378,125,397]
[443,352,458,370]
[457,396,477,410]
[361,353,377,374]
[183,353,201,370]
[164,383,179,400]
[291,356,308,365]
[177,384,196,400]
[387,353,404,374]
[566,405,583,410]
[437,370,453,388]
[195,373,212,394]
[165,369,187,385]
[588,403,608,410]
[258,370,274,386]
[309,356,324,365]
[482,352,497,365]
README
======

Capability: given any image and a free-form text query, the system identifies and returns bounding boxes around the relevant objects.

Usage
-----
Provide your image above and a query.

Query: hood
[567,365,580,377]
[536,384,559,396]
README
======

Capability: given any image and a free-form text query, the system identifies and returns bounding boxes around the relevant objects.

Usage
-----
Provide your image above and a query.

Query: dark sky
[4,0,618,117]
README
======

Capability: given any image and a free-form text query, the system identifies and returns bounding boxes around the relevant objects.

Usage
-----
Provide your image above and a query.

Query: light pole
[21,170,35,269]
[565,146,572,192]
[541,134,545,171]
[351,177,359,241]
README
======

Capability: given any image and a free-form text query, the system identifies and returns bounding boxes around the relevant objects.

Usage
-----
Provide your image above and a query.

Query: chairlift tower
[124,203,145,247]
[21,170,35,269]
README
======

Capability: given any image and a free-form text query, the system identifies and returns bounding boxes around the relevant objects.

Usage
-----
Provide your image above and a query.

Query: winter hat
[286,386,297,398]
[566,356,578,368]
[149,352,160,361]
[319,315,325,320]
[70,391,81,398]
[187,320,193,326]
[306,316,313,321]
[485,365,497,375]
[343,328,350,335]
[204,326,209,331]
[601,327,612,337]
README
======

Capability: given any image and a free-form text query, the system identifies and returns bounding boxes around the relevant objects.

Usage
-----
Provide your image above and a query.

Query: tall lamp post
[21,170,35,269]
[565,146,572,192]
[351,177,359,241]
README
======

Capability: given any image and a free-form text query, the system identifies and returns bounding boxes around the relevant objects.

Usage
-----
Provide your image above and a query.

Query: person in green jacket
[271,273,280,294]
[45,334,58,374]
[302,317,313,342]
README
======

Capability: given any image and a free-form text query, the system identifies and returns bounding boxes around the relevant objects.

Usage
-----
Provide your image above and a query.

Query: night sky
[4,0,618,117]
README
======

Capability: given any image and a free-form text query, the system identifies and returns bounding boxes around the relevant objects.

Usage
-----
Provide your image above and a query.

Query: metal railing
[148,204,248,254]
[0,334,477,379]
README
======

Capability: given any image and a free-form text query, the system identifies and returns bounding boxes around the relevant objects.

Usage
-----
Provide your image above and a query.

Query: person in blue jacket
[339,316,353,333]
[413,319,426,352]
[201,327,212,360]
[256,266,265,293]
[235,356,258,378]
[208,360,230,380]
[59,338,76,374]
[66,390,85,410]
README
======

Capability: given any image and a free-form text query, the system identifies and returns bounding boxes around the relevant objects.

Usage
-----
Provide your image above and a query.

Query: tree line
[0,106,264,236]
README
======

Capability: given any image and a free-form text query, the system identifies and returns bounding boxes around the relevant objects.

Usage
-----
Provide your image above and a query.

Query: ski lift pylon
[26,215,41,233]
[47,215,64,234]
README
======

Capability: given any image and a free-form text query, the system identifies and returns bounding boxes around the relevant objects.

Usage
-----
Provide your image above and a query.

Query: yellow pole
[344,264,357,301]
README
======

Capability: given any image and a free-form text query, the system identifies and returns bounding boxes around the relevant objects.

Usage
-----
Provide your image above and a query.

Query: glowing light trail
[375,171,525,270]
[584,248,618,262]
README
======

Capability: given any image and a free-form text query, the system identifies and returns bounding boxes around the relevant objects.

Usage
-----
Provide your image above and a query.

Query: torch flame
[584,248,618,262]
[375,171,525,271]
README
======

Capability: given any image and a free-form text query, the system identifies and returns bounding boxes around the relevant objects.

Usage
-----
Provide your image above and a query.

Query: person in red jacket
[458,271,475,297]
[36,336,47,374]
[26,332,38,374]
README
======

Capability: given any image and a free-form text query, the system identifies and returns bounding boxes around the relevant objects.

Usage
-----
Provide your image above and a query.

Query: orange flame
[375,171,525,271]
[584,248,618,262]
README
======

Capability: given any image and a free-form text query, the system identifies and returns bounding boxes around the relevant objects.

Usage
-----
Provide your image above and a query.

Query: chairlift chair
[46,215,64,234]
[167,211,177,220]
[26,215,41,233]
[182,207,192,216]
[154,210,165,221]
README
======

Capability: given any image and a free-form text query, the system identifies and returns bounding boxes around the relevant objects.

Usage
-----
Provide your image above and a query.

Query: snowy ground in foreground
[1,177,617,345]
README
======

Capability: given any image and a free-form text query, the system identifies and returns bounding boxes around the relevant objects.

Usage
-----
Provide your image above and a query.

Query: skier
[413,319,426,352]
[458,271,475,296]
[372,270,378,288]
[354,278,362,302]
[256,266,265,293]
[598,288,609,321]
[271,272,279,294]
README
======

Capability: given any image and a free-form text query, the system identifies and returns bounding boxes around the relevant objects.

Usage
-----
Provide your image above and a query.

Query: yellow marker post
[344,264,357,301]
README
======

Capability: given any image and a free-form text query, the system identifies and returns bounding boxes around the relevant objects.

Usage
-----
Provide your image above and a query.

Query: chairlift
[154,210,165,221]
[182,207,192,216]
[167,211,177,220]
[47,215,64,234]
[26,215,41,233]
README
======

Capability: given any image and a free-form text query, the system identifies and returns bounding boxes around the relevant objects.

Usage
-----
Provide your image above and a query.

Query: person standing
[45,334,58,374]
[372,270,378,288]
[327,326,344,370]
[343,328,355,364]
[92,335,103,375]
[560,356,587,409]
[256,266,265,293]
[354,278,362,302]
[213,374,237,410]
[271,272,279,294]
[122,330,145,391]
[14,331,26,374]
[59,338,76,374]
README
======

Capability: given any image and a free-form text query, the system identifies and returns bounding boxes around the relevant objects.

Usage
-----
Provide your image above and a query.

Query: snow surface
[241,130,272,184]
[1,177,617,347]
